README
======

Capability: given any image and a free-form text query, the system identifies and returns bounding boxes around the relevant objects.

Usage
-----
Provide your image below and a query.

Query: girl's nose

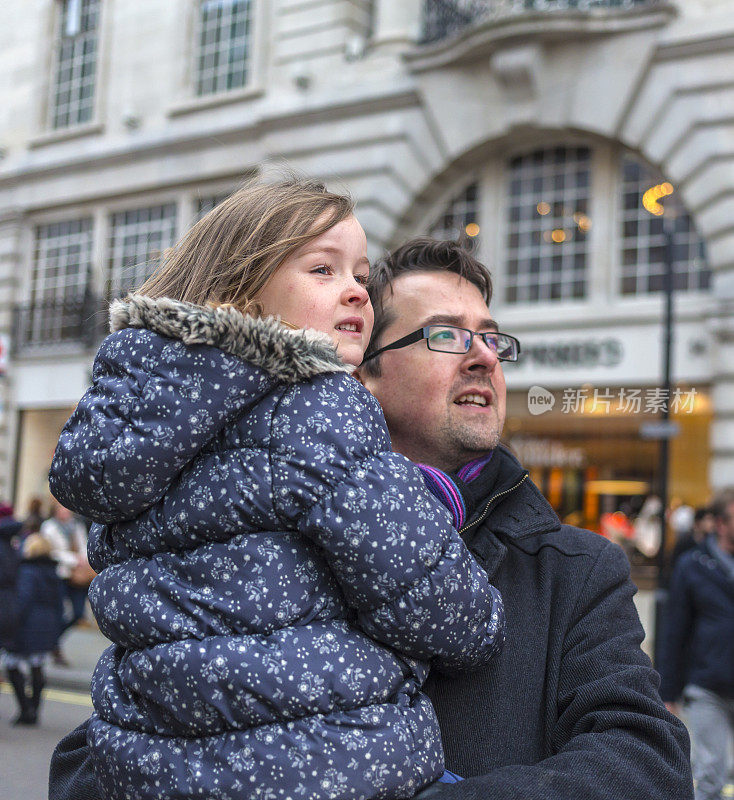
[344,278,369,306]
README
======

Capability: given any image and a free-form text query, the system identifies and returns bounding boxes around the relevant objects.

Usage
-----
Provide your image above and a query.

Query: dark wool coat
[658,535,734,702]
[0,516,22,649]
[48,448,693,800]
[48,297,504,800]
[423,447,693,800]
[10,556,64,655]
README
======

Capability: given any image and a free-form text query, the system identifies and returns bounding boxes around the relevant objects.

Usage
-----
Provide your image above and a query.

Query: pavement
[46,623,110,693]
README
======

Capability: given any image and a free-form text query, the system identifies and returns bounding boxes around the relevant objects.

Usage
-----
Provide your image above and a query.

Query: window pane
[195,192,231,221]
[505,146,591,304]
[108,204,178,299]
[618,155,710,295]
[196,0,253,96]
[428,181,481,253]
[26,218,93,344]
[51,0,99,129]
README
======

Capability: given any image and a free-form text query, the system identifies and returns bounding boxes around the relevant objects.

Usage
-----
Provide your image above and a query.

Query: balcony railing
[420,0,661,44]
[12,293,107,354]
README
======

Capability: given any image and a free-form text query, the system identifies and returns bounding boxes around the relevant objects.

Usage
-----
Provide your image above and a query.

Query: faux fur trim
[109,295,352,383]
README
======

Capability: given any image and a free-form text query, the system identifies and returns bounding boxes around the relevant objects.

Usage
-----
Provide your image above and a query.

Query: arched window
[428,181,480,251]
[620,156,709,294]
[420,143,710,305]
[505,146,591,303]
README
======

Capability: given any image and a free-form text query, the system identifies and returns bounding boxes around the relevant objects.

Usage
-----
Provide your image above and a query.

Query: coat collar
[463,446,562,579]
[110,295,353,385]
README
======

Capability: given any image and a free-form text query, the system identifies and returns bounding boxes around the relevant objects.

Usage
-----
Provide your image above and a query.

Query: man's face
[715,502,734,554]
[358,271,506,472]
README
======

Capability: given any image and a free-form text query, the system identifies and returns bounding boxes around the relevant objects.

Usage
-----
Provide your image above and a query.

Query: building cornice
[0,84,421,191]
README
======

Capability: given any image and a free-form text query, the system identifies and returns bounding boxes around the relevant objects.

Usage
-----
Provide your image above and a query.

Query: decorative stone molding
[406,1,678,72]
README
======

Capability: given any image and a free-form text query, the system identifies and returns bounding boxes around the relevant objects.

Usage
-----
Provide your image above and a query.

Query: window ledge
[406,2,678,72]
[28,122,105,150]
[168,85,264,118]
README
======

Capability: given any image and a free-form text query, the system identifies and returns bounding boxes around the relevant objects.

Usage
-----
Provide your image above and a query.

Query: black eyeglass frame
[363,325,521,362]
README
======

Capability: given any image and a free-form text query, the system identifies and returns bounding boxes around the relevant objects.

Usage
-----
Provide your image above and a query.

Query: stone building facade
[1,0,733,526]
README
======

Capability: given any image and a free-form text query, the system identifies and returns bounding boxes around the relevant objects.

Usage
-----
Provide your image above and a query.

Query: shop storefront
[505,386,711,531]
[501,316,713,537]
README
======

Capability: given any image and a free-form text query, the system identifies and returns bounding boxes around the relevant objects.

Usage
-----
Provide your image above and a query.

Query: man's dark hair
[363,238,493,376]
[710,487,734,522]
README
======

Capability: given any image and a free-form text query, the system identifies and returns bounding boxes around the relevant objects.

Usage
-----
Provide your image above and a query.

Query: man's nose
[464,334,500,372]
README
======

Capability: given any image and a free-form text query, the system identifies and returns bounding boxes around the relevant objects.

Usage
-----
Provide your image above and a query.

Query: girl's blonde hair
[137,177,355,312]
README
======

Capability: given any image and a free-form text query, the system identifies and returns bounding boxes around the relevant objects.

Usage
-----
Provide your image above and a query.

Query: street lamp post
[642,182,676,662]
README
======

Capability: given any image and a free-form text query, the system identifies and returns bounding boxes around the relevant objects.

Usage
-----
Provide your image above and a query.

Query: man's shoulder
[508,521,621,566]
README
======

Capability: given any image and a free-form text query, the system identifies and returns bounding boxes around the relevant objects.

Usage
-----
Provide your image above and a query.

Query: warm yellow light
[577,215,592,232]
[642,182,675,216]
[551,229,566,243]
[537,201,551,216]
[586,480,650,496]
[465,222,480,238]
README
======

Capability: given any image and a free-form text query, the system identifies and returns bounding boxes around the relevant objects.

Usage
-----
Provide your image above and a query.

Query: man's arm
[421,542,693,800]
[48,721,99,800]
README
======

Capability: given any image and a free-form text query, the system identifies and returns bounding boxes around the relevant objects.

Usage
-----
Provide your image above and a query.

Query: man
[669,505,716,571]
[49,238,692,800]
[356,238,691,799]
[659,488,734,800]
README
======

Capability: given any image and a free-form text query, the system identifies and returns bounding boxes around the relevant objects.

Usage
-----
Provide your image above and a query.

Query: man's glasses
[363,325,521,362]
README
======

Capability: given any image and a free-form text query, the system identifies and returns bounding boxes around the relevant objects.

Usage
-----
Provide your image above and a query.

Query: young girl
[49,178,504,800]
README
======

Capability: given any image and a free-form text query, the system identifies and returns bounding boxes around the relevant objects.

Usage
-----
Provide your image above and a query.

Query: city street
[0,684,92,800]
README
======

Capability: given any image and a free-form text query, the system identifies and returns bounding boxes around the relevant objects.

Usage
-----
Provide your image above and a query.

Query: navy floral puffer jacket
[49,296,504,800]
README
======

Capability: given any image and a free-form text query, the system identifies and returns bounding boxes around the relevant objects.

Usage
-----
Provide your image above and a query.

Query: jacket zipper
[458,473,528,537]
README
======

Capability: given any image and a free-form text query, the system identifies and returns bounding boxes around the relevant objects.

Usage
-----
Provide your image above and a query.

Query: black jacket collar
[460,445,562,578]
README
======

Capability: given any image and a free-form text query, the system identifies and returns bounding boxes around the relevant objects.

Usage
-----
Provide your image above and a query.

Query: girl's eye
[311,265,332,276]
[354,274,369,287]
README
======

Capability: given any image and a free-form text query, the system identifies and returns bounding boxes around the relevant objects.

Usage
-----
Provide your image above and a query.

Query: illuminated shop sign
[518,338,623,369]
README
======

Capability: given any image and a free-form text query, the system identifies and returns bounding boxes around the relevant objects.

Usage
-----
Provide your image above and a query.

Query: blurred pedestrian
[633,494,663,558]
[659,487,734,800]
[41,501,91,665]
[4,533,64,725]
[0,504,22,660]
[670,506,716,571]
[22,496,46,537]
[41,502,90,625]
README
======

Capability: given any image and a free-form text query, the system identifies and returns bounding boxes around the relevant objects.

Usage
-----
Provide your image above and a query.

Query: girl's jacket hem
[49,296,505,800]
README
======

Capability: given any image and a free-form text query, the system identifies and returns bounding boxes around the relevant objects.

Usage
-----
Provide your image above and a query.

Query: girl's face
[256,215,374,367]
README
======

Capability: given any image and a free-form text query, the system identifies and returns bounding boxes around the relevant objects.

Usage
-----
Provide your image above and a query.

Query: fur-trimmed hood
[110,295,352,384]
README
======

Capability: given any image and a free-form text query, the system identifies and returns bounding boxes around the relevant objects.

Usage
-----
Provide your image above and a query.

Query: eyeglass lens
[426,326,517,360]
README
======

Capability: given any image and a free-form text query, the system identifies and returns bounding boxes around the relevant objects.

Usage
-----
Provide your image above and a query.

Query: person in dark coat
[0,503,22,654]
[658,488,734,800]
[5,533,64,724]
[48,239,693,800]
[47,181,504,800]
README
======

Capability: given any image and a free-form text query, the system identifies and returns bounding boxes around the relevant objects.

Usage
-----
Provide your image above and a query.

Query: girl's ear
[352,368,366,387]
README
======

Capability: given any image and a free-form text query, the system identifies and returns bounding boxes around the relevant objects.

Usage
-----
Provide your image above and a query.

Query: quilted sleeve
[270,374,505,671]
[49,328,274,524]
